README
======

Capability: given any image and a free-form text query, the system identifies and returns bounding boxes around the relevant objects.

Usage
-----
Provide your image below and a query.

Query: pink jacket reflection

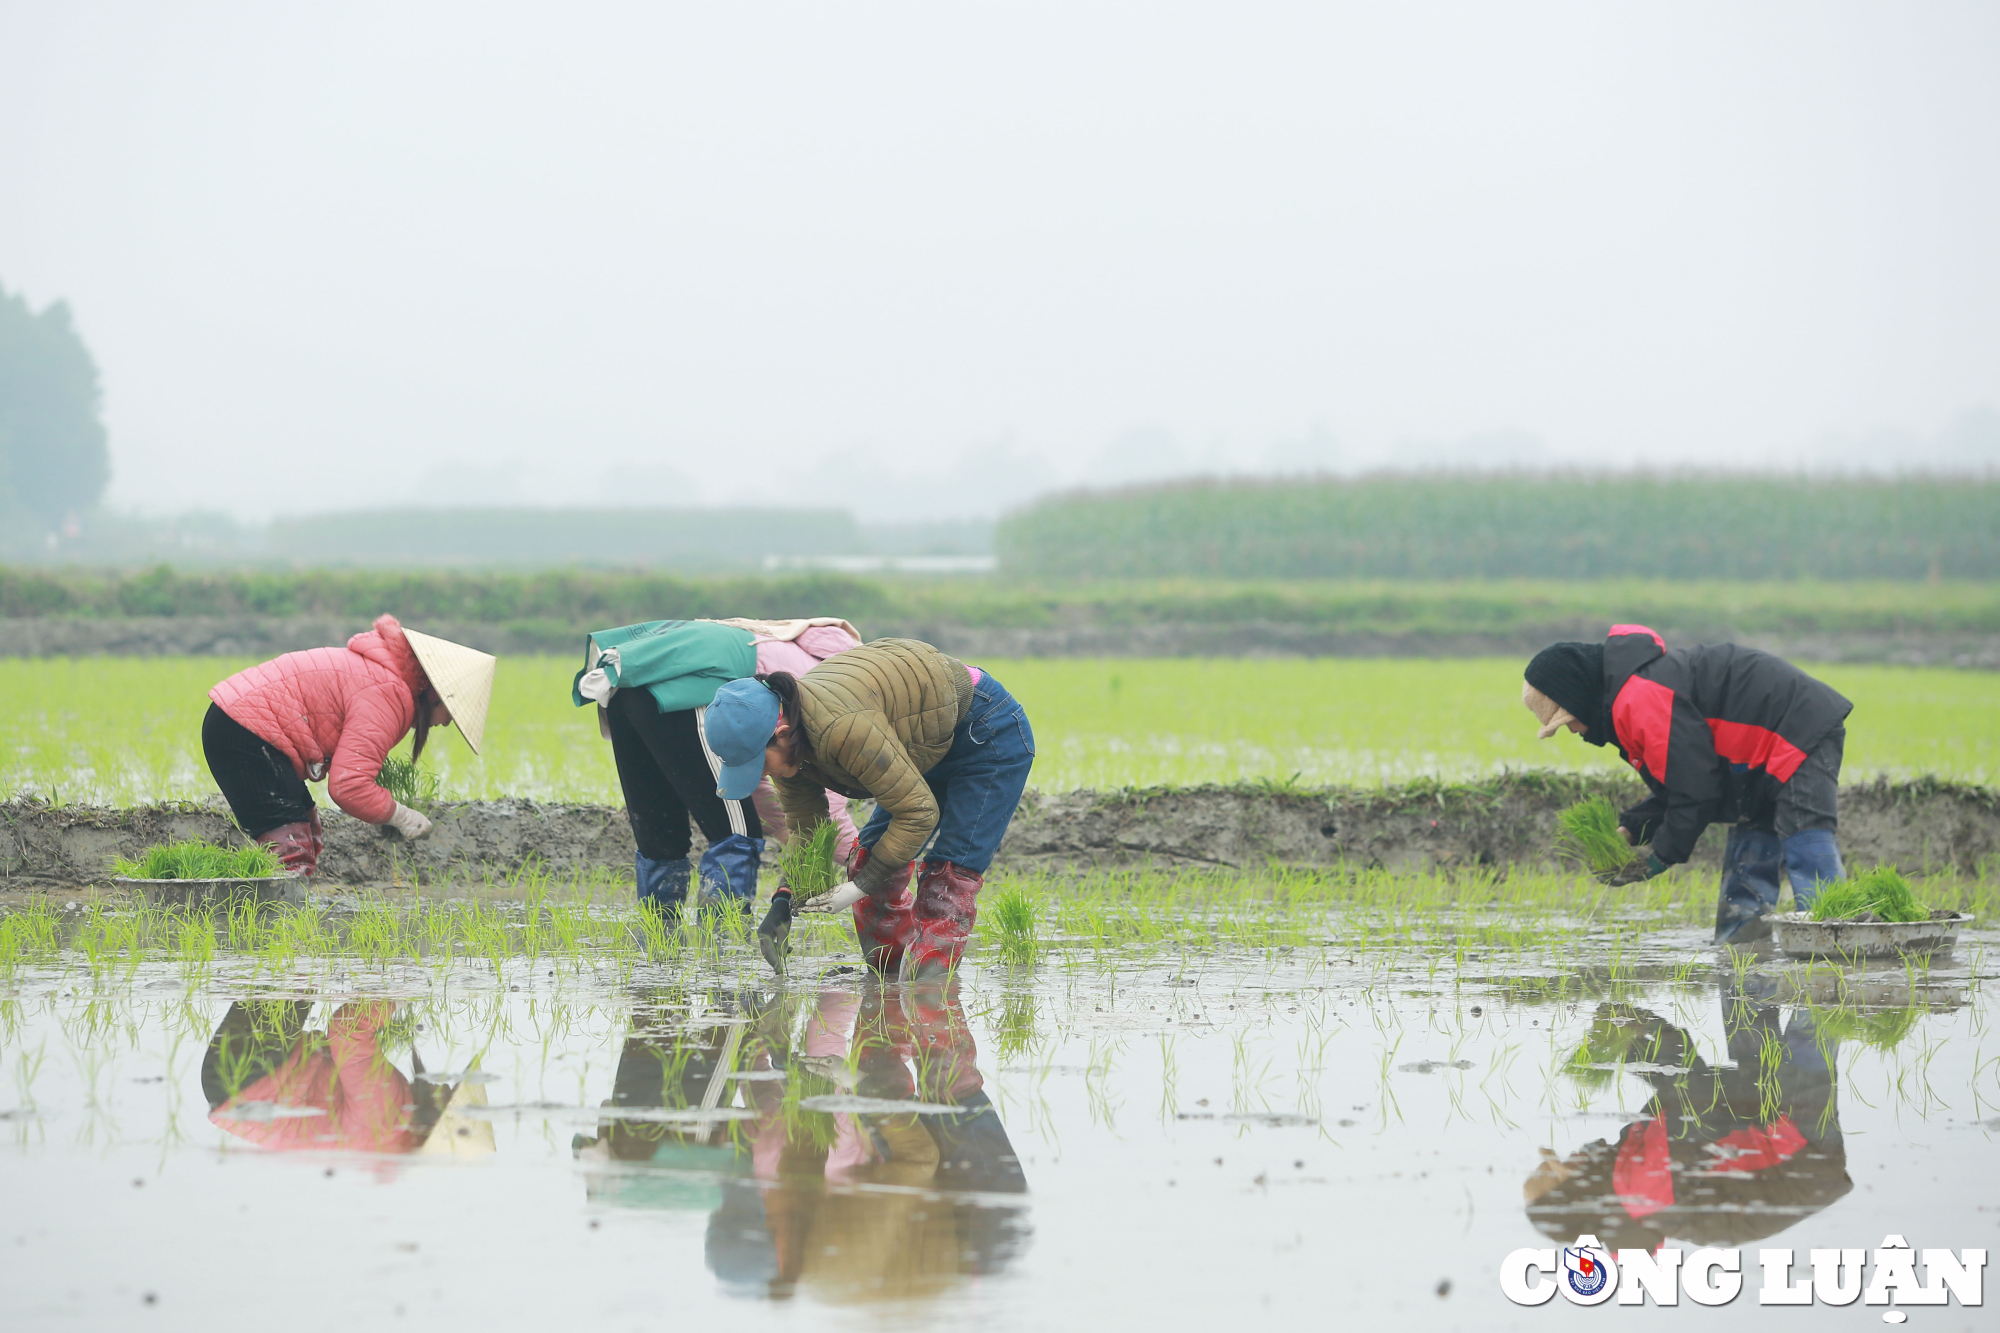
[210,1003,425,1154]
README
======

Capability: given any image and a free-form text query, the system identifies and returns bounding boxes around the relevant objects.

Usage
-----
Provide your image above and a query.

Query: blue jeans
[1713,731,1845,943]
[856,671,1035,874]
[1715,826,1845,942]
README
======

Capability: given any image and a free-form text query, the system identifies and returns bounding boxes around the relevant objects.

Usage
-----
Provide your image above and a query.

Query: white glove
[387,803,433,840]
[796,881,865,914]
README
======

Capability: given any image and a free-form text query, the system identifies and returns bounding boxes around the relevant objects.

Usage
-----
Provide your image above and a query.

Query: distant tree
[0,281,110,531]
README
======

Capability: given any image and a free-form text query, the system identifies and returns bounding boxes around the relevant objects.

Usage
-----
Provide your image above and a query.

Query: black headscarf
[1525,641,1608,746]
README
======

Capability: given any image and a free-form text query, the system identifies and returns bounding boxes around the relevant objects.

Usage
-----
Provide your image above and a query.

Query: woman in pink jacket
[203,614,496,875]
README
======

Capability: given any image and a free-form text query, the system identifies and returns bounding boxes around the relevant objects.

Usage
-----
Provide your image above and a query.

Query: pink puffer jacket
[750,624,862,861]
[209,1003,424,1154]
[209,614,430,824]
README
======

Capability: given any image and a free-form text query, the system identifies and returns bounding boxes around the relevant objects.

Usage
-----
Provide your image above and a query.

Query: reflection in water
[202,999,493,1155]
[573,981,1031,1302]
[1524,982,1851,1249]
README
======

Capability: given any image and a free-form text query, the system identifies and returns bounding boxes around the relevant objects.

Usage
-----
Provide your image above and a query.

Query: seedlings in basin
[113,840,284,881]
[1809,866,1932,923]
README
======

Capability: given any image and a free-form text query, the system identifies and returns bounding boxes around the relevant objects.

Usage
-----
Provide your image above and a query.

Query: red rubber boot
[848,846,917,976]
[852,982,919,1101]
[900,860,982,982]
[905,981,984,1103]
[257,812,322,876]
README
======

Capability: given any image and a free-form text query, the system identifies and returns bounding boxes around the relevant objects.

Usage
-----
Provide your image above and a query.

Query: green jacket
[572,620,757,714]
[771,639,974,893]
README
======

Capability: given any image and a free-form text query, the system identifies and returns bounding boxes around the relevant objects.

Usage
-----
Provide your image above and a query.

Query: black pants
[202,702,316,836]
[607,689,761,862]
[201,999,315,1109]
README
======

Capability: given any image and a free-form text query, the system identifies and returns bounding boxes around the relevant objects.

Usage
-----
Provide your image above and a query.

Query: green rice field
[3,655,1995,806]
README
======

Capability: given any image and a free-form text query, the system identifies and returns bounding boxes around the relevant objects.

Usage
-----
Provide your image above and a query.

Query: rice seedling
[982,881,1041,965]
[375,755,442,808]
[1560,1008,1648,1090]
[1811,1003,1928,1052]
[1553,796,1634,876]
[775,818,842,903]
[113,839,284,881]
[0,900,62,971]
[1810,866,1932,922]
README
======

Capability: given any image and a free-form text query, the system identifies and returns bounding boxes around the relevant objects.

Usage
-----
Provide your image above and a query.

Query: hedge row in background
[0,565,901,625]
[5,567,1998,637]
[997,473,2000,581]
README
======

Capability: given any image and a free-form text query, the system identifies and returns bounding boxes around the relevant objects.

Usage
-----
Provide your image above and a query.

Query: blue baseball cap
[706,679,782,800]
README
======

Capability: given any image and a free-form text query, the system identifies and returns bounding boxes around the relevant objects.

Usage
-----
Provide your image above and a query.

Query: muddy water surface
[3,923,1996,1331]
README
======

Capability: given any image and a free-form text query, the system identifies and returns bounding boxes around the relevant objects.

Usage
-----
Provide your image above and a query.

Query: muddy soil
[5,775,1995,888]
[4,614,1998,666]
[0,797,634,890]
[1007,774,2000,875]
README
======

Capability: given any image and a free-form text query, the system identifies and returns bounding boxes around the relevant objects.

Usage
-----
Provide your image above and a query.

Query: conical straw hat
[418,1066,497,1157]
[402,629,497,755]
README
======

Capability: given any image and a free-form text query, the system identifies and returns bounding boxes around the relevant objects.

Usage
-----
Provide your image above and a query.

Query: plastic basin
[112,874,307,907]
[1767,910,1971,961]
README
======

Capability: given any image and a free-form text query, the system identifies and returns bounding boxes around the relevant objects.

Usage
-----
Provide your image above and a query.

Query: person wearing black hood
[1522,624,1852,944]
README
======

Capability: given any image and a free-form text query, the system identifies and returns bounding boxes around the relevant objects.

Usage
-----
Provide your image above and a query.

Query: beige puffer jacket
[771,638,974,894]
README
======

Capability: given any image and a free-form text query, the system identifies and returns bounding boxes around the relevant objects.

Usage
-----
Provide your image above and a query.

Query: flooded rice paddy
[2,871,1996,1330]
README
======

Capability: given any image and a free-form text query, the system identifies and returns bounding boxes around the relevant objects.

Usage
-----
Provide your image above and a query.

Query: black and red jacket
[1598,625,1852,864]
[1524,998,1848,1252]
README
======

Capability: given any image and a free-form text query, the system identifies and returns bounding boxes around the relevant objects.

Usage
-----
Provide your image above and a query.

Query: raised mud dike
[4,774,1996,889]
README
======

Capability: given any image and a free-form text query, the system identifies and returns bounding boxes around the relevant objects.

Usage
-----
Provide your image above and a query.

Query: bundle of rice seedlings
[1811,1003,1925,1051]
[1554,796,1635,876]
[1808,866,1930,922]
[376,756,441,808]
[777,820,842,903]
[114,839,286,880]
[1560,1007,1658,1089]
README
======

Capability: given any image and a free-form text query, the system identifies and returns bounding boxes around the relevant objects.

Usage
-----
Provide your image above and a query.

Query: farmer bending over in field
[704,638,1036,979]
[1521,625,1851,944]
[203,615,495,875]
[571,616,863,918]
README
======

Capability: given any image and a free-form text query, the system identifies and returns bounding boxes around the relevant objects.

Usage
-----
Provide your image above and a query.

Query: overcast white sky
[2,2,1996,521]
